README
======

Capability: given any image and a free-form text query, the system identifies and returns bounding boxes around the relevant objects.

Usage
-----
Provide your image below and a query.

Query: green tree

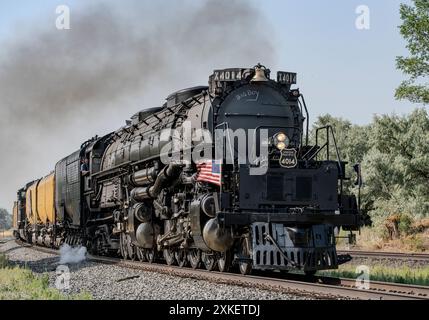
[0,208,12,230]
[310,115,371,163]
[362,109,429,222]
[310,111,429,224]
[395,0,429,104]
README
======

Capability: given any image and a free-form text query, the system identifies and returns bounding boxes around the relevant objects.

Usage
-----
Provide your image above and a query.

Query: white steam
[59,244,87,264]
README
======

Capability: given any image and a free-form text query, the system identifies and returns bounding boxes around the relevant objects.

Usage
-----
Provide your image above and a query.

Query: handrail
[309,125,344,178]
[299,95,310,146]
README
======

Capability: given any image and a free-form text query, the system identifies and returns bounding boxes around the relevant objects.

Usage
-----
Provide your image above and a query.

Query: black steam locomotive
[13,64,367,275]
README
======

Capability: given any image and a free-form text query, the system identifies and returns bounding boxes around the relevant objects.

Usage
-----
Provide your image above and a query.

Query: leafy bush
[0,208,12,230]
[399,214,414,236]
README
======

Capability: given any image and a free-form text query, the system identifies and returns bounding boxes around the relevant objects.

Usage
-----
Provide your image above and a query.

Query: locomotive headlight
[273,132,289,150]
[276,142,286,150]
[276,133,287,143]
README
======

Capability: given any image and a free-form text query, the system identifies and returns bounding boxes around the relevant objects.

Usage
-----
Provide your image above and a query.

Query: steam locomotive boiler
[13,64,366,275]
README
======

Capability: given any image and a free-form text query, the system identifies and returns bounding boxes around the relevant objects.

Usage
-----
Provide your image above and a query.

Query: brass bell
[251,64,268,82]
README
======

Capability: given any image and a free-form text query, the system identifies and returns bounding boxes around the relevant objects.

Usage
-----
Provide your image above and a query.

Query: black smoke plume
[0,0,275,210]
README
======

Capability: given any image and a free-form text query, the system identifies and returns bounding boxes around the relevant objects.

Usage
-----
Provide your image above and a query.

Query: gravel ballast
[0,241,311,300]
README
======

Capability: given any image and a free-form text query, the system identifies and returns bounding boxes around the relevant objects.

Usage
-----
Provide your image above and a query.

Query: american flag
[196,160,222,186]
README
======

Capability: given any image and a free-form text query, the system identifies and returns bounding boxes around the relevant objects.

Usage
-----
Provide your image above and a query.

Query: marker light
[292,90,300,97]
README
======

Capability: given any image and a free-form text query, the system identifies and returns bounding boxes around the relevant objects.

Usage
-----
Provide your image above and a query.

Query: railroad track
[338,250,429,261]
[11,240,429,300]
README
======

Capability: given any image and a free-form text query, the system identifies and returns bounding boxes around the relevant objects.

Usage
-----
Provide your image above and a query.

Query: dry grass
[413,218,429,233]
[337,224,429,253]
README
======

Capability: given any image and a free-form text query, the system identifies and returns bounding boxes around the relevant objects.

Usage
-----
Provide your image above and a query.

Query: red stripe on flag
[196,160,222,186]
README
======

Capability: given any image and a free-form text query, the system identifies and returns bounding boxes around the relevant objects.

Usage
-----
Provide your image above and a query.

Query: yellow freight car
[25,180,40,225]
[36,173,55,224]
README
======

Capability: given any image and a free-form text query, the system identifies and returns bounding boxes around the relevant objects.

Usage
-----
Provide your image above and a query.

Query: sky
[0,0,423,212]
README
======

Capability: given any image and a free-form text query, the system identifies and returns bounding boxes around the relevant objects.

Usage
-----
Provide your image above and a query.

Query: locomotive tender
[13,64,366,275]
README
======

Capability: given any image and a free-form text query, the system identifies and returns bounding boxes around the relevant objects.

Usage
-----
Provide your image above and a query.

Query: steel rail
[338,250,429,261]
[11,240,429,300]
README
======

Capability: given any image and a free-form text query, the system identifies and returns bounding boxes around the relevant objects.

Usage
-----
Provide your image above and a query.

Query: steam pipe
[131,163,183,201]
[129,166,157,186]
